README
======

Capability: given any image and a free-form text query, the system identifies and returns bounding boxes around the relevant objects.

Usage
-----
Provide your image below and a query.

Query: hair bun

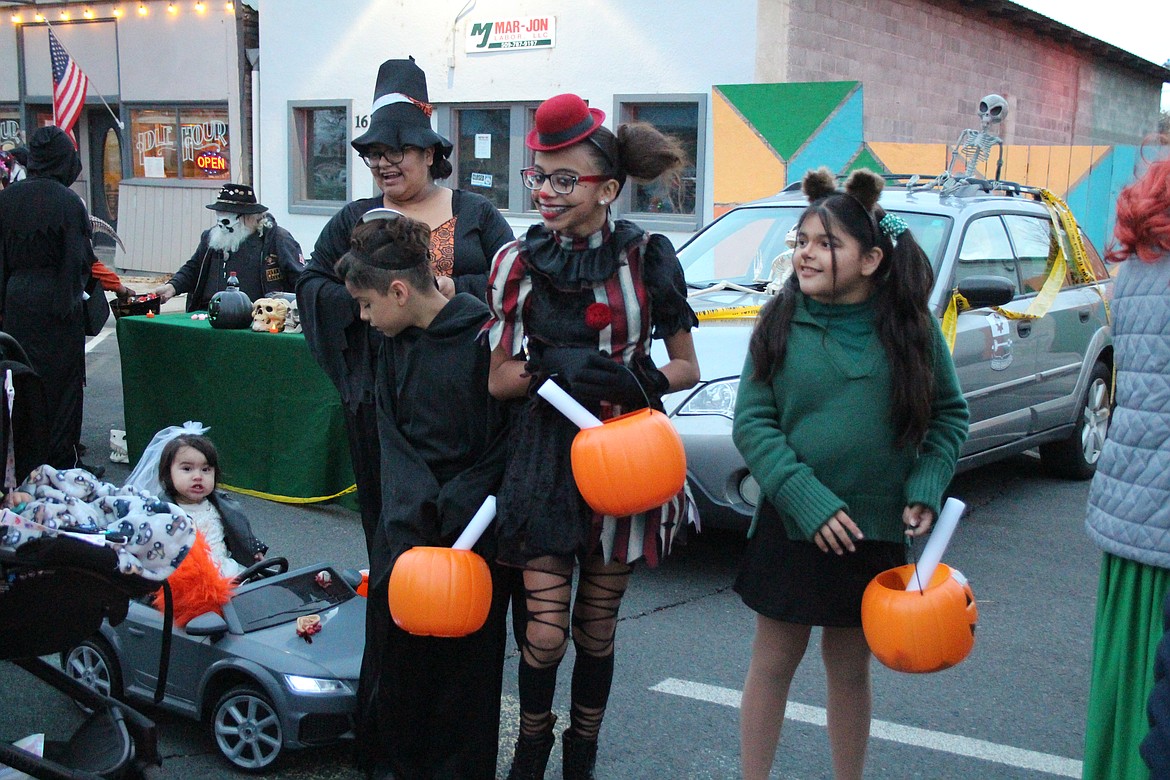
[802,167,838,202]
[843,169,884,211]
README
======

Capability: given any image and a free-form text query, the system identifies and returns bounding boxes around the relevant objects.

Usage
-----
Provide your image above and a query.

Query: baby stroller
[0,331,163,779]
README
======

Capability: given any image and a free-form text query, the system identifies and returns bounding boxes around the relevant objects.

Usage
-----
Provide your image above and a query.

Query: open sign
[196,150,228,175]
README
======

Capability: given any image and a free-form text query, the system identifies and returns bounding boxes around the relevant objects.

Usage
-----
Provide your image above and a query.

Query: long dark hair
[748,167,937,448]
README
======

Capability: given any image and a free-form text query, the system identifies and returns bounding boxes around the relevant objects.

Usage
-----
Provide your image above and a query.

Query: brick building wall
[762,0,1163,146]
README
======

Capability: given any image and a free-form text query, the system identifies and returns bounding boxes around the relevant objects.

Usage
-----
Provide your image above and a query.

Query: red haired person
[484,93,699,779]
[1084,141,1170,779]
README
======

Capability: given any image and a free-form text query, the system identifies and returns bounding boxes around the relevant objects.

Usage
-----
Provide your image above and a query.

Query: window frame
[613,93,706,232]
[125,102,231,184]
[435,101,540,218]
[0,105,24,149]
[288,99,353,216]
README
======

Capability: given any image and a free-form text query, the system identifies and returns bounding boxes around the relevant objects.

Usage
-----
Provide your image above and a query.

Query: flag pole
[42,19,124,130]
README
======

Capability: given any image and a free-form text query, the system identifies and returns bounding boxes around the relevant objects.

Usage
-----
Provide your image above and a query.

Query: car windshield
[231,568,353,633]
[677,205,952,285]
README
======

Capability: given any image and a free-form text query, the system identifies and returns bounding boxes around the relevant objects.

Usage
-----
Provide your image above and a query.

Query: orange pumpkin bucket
[861,563,978,673]
[388,497,497,637]
[537,379,686,516]
[388,547,493,637]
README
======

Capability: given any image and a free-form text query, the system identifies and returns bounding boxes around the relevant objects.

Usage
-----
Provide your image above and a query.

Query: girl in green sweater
[732,168,969,780]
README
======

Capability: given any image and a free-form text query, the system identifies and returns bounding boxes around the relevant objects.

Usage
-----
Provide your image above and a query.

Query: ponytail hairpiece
[879,213,908,240]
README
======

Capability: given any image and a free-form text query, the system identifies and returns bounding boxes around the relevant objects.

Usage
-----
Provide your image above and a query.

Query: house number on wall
[356,115,369,128]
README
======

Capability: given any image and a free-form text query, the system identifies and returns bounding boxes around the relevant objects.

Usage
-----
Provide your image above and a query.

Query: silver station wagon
[656,177,1114,531]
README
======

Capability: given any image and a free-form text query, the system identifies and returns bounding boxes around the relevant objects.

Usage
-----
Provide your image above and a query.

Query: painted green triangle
[716,81,858,160]
[846,146,888,174]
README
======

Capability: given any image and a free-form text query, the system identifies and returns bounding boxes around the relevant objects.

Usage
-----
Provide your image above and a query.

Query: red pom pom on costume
[154,531,235,627]
[584,302,612,331]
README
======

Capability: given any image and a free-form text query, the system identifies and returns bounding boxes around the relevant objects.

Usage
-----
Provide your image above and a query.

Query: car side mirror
[185,611,229,640]
[957,275,1015,309]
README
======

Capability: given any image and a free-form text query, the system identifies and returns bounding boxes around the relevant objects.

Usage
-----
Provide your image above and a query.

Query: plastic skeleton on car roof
[937,94,1008,194]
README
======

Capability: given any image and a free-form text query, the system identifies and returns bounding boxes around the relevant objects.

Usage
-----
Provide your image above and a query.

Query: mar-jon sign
[466,16,556,52]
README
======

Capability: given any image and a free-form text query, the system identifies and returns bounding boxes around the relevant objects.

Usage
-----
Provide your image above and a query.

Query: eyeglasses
[360,146,420,168]
[521,167,609,195]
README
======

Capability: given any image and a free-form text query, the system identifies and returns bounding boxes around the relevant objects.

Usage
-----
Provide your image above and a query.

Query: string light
[34,13,44,22]
[83,7,95,18]
[10,13,21,24]
[138,3,148,15]
[113,6,124,17]
[60,10,71,19]
[226,2,234,12]
[168,2,176,13]
[195,1,205,12]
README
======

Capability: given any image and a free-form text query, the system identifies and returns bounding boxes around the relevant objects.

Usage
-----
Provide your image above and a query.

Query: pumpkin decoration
[388,546,493,637]
[861,563,978,674]
[207,273,253,330]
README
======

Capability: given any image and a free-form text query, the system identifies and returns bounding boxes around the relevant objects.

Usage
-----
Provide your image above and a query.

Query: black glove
[572,352,649,408]
[524,346,595,396]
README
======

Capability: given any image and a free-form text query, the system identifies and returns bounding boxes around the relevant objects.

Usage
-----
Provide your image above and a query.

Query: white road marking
[85,326,114,352]
[650,678,1082,778]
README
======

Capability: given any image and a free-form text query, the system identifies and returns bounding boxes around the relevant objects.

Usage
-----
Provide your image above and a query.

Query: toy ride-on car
[61,558,367,772]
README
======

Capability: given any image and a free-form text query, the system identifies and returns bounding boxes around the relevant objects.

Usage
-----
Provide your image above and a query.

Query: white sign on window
[470,172,493,188]
[466,16,556,52]
[143,156,166,178]
[475,133,492,159]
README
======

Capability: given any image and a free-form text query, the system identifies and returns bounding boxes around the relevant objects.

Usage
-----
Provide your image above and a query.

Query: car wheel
[60,636,122,711]
[1040,361,1111,480]
[211,684,283,772]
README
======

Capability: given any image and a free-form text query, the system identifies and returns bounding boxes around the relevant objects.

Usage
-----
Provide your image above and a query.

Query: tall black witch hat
[351,57,452,156]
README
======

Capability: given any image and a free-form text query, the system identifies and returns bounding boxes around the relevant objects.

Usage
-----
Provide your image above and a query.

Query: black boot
[562,728,598,780]
[506,714,556,780]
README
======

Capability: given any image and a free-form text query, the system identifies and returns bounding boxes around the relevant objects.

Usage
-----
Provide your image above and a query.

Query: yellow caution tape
[696,305,763,321]
[941,291,968,353]
[219,482,357,504]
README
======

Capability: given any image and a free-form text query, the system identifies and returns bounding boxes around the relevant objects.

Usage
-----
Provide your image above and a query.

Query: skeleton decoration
[941,94,1008,192]
[251,297,290,332]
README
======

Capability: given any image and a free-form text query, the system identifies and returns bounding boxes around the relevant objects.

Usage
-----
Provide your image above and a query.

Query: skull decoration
[282,296,302,333]
[978,94,1007,130]
[251,297,290,332]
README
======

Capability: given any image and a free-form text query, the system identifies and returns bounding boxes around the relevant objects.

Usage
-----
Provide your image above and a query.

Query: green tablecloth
[117,312,355,503]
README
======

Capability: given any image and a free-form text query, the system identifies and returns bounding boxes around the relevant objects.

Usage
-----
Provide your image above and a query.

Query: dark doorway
[86,106,123,247]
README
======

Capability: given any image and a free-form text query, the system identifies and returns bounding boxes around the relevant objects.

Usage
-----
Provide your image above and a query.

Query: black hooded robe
[356,293,512,780]
[0,127,92,468]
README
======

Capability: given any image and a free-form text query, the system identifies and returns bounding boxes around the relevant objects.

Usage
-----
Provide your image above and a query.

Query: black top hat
[205,183,267,214]
[526,93,606,152]
[352,58,452,157]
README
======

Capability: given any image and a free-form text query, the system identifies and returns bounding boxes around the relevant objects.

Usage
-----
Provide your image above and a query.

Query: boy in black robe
[336,215,511,780]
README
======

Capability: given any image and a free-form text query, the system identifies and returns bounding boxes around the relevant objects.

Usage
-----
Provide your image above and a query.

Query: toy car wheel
[61,636,122,707]
[212,684,283,772]
[1040,361,1112,480]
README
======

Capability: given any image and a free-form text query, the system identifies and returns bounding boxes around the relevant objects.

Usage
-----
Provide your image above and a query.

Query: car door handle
[1016,322,1032,337]
[128,627,146,637]
[1079,309,1091,322]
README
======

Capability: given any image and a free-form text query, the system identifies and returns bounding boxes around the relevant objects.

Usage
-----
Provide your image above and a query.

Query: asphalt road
[0,318,1101,779]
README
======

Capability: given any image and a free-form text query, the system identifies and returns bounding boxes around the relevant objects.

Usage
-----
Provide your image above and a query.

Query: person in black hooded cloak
[0,125,95,470]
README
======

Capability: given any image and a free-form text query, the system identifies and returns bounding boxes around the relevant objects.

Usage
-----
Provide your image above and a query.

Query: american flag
[49,29,88,143]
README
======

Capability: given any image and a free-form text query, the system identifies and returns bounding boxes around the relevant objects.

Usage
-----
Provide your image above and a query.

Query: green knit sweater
[732,294,969,543]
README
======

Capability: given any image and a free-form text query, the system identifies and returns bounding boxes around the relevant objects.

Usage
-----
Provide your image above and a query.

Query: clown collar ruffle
[523,218,646,286]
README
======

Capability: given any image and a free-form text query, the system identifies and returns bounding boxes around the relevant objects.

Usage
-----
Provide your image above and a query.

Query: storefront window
[455,107,511,211]
[290,104,348,205]
[130,105,229,180]
[0,107,22,150]
[621,101,699,217]
[180,108,231,180]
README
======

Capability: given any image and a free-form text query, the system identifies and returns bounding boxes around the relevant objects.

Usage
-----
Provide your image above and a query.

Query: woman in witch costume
[297,57,513,552]
[484,93,700,779]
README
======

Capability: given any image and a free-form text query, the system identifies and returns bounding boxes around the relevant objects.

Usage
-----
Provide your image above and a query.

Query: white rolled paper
[536,379,603,430]
[452,496,498,550]
[906,497,966,592]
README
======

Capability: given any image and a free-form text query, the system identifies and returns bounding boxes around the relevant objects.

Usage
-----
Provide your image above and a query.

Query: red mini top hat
[526,93,606,151]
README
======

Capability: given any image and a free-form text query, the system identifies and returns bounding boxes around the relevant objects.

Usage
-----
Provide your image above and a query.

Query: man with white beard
[154,183,304,311]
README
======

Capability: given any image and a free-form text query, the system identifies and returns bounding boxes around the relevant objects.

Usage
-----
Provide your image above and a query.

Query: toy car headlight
[676,379,739,419]
[284,675,351,694]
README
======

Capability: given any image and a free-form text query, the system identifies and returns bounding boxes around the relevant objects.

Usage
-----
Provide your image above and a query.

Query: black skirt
[734,501,906,627]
